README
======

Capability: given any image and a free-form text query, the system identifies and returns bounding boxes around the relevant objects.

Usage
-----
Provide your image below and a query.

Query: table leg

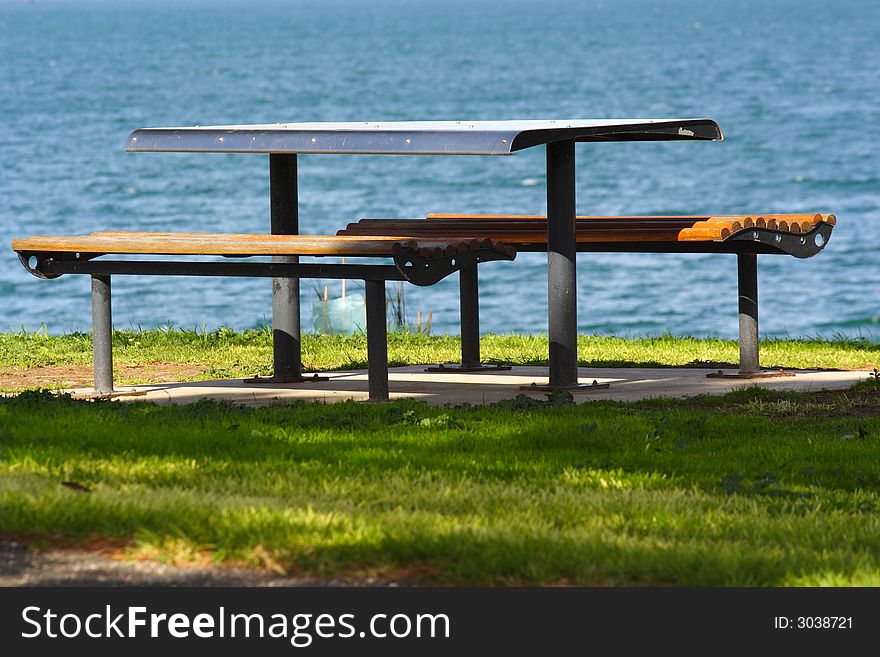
[547,140,578,386]
[270,153,301,381]
[524,140,608,392]
[247,153,325,384]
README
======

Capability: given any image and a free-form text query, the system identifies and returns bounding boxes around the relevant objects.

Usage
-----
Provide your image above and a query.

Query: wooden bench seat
[338,213,836,257]
[12,231,516,287]
[338,212,837,377]
[11,231,516,400]
[12,231,516,258]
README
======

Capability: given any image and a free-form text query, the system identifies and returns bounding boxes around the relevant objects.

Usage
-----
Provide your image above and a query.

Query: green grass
[1,327,877,387]
[2,329,878,584]
[2,380,880,585]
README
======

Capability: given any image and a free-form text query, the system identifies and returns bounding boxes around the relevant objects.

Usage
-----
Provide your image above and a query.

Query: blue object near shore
[312,295,367,335]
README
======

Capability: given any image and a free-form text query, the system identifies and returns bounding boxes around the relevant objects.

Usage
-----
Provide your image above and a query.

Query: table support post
[91,274,114,394]
[523,140,609,392]
[546,140,579,386]
[270,153,302,381]
[247,153,325,384]
[365,279,389,401]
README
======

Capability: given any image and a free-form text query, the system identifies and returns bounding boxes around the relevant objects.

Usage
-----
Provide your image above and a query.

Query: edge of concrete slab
[67,366,870,407]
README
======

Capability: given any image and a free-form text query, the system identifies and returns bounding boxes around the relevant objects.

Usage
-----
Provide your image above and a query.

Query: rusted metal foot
[425,363,512,373]
[521,379,610,392]
[706,369,795,379]
[72,389,148,400]
[243,372,329,384]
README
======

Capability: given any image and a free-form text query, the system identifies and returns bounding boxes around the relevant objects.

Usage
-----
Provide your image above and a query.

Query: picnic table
[125,119,724,389]
[17,118,834,399]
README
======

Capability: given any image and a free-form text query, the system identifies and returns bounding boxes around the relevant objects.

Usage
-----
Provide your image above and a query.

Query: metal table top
[126,119,722,155]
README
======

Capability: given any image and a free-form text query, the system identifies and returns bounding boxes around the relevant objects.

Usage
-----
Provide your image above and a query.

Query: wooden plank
[349,229,723,243]
[341,220,704,233]
[426,212,836,224]
[426,213,712,221]
[11,233,492,257]
[341,221,729,242]
[676,227,732,241]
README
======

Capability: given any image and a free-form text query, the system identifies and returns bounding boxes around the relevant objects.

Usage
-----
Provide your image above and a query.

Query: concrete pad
[71,366,871,407]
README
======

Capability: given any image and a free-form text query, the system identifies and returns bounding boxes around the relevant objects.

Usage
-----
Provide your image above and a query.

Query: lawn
[1,329,879,585]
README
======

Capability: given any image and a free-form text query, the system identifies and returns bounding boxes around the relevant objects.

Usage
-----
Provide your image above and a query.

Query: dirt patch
[0,540,397,587]
[0,363,208,390]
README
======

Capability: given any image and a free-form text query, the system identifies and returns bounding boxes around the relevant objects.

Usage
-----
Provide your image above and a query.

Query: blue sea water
[1,0,878,339]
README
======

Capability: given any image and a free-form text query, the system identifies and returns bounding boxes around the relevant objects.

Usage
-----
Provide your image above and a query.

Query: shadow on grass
[2,387,880,495]
[2,388,880,585]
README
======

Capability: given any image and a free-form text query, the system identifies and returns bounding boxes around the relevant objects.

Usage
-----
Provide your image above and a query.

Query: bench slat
[425,212,836,226]
[10,233,494,258]
[342,220,705,233]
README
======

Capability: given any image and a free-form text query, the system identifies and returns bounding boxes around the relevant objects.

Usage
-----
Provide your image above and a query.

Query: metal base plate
[706,369,796,379]
[520,380,611,392]
[243,373,329,384]
[425,363,512,373]
[73,389,148,400]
